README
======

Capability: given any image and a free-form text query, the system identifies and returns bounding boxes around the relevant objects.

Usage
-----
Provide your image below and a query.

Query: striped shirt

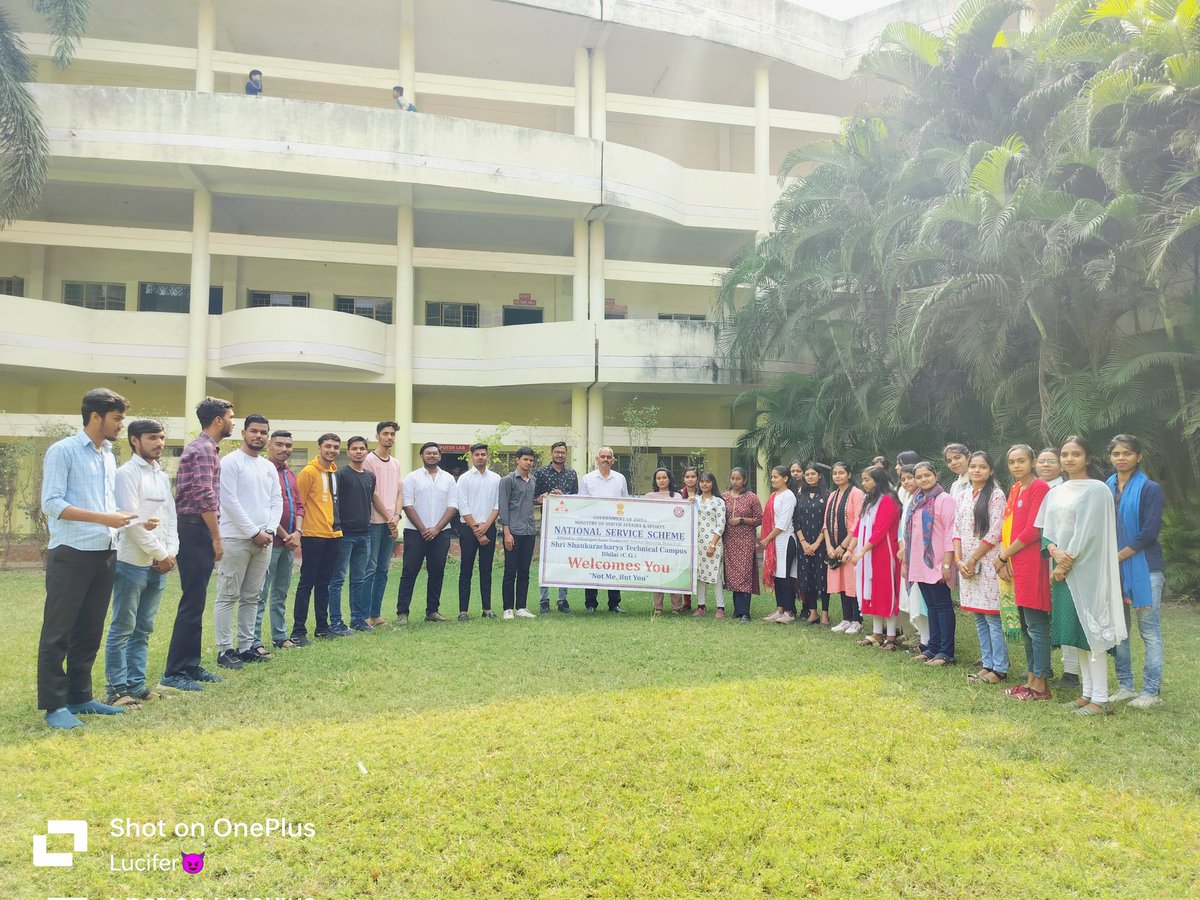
[41,430,118,551]
[175,432,221,516]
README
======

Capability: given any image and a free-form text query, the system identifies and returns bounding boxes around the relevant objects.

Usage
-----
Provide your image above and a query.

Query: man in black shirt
[329,436,382,634]
[534,440,578,613]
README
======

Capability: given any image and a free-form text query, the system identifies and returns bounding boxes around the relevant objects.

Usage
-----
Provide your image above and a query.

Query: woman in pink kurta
[722,467,762,623]
[952,451,1009,682]
[850,466,903,650]
[901,462,958,665]
[823,462,865,634]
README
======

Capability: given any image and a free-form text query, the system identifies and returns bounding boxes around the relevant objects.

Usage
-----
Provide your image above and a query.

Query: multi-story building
[0,0,957,493]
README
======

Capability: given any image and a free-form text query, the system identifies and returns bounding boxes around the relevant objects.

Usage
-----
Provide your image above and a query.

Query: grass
[1,561,1198,899]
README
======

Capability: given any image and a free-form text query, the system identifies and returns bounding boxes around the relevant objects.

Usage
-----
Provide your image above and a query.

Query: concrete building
[0,0,959,492]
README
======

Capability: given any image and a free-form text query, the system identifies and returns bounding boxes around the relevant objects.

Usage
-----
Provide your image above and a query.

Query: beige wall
[606,281,717,319]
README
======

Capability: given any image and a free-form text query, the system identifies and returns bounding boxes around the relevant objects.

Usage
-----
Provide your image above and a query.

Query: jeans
[502,533,536,610]
[256,544,294,646]
[293,536,342,637]
[164,516,214,679]
[919,581,956,661]
[459,522,496,612]
[973,611,1009,675]
[732,591,752,618]
[329,533,371,627]
[1112,571,1165,695]
[214,537,272,653]
[396,528,451,616]
[1019,606,1051,679]
[105,561,167,695]
[365,523,395,619]
[539,584,568,610]
[38,546,115,710]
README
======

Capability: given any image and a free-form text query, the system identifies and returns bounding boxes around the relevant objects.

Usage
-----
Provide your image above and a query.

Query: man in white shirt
[214,414,282,669]
[579,446,630,613]
[455,442,500,620]
[106,418,177,707]
[397,441,460,624]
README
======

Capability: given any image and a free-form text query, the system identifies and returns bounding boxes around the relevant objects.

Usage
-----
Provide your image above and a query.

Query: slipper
[1072,703,1110,716]
[1017,688,1052,701]
[1005,685,1032,698]
[253,646,273,659]
[981,671,1006,684]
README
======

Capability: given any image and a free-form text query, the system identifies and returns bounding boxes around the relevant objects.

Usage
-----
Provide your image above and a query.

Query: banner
[538,495,696,593]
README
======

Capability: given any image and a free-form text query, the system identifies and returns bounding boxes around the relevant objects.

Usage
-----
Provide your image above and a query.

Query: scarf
[1107,469,1152,607]
[761,490,778,592]
[902,482,944,583]
[825,486,852,549]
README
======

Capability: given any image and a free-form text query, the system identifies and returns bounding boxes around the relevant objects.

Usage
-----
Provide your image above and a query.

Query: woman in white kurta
[693,472,726,617]
[761,466,798,623]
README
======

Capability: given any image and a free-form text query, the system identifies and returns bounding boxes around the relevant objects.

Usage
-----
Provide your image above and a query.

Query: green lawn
[1,563,1197,899]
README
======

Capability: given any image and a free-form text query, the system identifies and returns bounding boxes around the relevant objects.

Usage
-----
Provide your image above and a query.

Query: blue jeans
[1019,606,1051,679]
[919,581,956,661]
[328,533,371,627]
[105,560,167,695]
[256,545,294,646]
[973,612,1009,675]
[1112,571,1164,695]
[365,524,395,619]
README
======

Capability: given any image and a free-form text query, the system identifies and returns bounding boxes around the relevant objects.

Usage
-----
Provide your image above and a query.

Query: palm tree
[0,0,90,225]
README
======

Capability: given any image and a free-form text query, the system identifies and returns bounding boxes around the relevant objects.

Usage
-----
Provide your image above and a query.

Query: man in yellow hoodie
[290,433,343,643]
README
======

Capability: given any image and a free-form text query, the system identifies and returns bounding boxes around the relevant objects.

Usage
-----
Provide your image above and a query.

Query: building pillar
[185,189,212,434]
[571,387,587,474]
[589,48,606,142]
[754,65,771,236]
[574,48,590,138]
[572,219,589,322]
[756,397,770,504]
[586,385,604,460]
[394,205,415,469]
[27,246,46,299]
[399,0,416,104]
[195,0,215,93]
[587,219,604,322]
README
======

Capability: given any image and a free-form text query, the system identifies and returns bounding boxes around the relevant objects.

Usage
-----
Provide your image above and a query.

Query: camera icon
[33,820,88,867]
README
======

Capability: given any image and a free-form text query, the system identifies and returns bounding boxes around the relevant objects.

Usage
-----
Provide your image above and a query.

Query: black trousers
[732,591,752,618]
[397,528,450,616]
[584,588,622,610]
[775,576,797,614]
[838,592,862,622]
[502,533,536,610]
[293,536,341,636]
[164,517,214,679]
[458,523,496,612]
[38,546,115,710]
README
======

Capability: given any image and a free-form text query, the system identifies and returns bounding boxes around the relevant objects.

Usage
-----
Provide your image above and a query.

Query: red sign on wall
[514,293,537,307]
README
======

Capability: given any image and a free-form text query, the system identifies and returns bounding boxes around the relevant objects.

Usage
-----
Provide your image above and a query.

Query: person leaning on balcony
[38,388,139,729]
[161,396,234,694]
[245,69,263,96]
[392,85,416,111]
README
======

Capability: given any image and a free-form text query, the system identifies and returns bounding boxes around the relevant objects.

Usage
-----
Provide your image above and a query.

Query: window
[248,290,309,309]
[657,454,705,481]
[63,281,126,310]
[0,276,24,297]
[425,301,479,328]
[604,311,627,320]
[138,282,190,313]
[335,295,392,324]
[658,313,706,322]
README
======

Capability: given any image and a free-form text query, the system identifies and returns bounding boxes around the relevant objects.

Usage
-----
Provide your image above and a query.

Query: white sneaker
[831,620,849,632]
[502,609,515,620]
[1109,687,1139,703]
[515,608,537,618]
[1128,693,1162,708]
[846,621,863,634]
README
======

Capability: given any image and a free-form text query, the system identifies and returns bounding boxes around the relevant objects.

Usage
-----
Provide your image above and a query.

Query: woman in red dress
[850,466,903,650]
[722,467,762,623]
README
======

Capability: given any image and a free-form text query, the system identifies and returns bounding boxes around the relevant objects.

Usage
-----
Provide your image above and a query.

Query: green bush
[1161,498,1200,601]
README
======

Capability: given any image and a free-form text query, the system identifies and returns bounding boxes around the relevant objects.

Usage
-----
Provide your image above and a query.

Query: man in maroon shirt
[159,396,233,692]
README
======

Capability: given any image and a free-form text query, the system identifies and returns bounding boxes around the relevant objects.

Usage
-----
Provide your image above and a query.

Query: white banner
[538,495,696,593]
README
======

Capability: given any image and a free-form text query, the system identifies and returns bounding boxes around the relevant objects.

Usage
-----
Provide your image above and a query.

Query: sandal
[1017,688,1052,701]
[924,657,948,667]
[1062,697,1090,709]
[880,638,899,652]
[253,646,273,659]
[982,671,1006,683]
[1073,702,1111,716]
[1006,685,1032,698]
[857,634,883,647]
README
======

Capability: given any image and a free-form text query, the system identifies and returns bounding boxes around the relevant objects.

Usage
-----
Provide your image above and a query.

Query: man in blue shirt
[245,69,263,96]
[38,388,142,729]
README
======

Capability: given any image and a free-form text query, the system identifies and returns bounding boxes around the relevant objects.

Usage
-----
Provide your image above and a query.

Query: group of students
[748,439,1165,715]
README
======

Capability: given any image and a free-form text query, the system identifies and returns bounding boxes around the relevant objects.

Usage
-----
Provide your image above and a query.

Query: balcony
[217,306,388,374]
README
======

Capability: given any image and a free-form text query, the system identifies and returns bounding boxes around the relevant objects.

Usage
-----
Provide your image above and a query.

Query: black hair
[376,421,399,434]
[516,446,536,459]
[1061,435,1105,480]
[195,396,233,429]
[249,69,262,78]
[126,418,163,447]
[896,450,921,466]
[799,462,828,500]
[872,455,887,468]
[967,450,999,538]
[347,436,369,450]
[942,442,970,458]
[469,442,487,454]
[550,440,567,451]
[244,414,269,430]
[830,461,854,485]
[419,441,440,454]
[770,464,791,488]
[1007,443,1035,464]
[728,466,748,491]
[81,387,128,425]
[697,471,718,495]
[913,461,938,479]
[651,467,678,495]
[270,430,292,440]
[861,465,896,511]
[1107,433,1143,457]
[1039,447,1059,458]
[393,85,404,94]
[899,464,916,477]
[317,432,341,446]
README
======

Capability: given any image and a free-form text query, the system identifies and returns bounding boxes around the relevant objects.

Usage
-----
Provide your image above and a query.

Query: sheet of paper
[129,495,165,525]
